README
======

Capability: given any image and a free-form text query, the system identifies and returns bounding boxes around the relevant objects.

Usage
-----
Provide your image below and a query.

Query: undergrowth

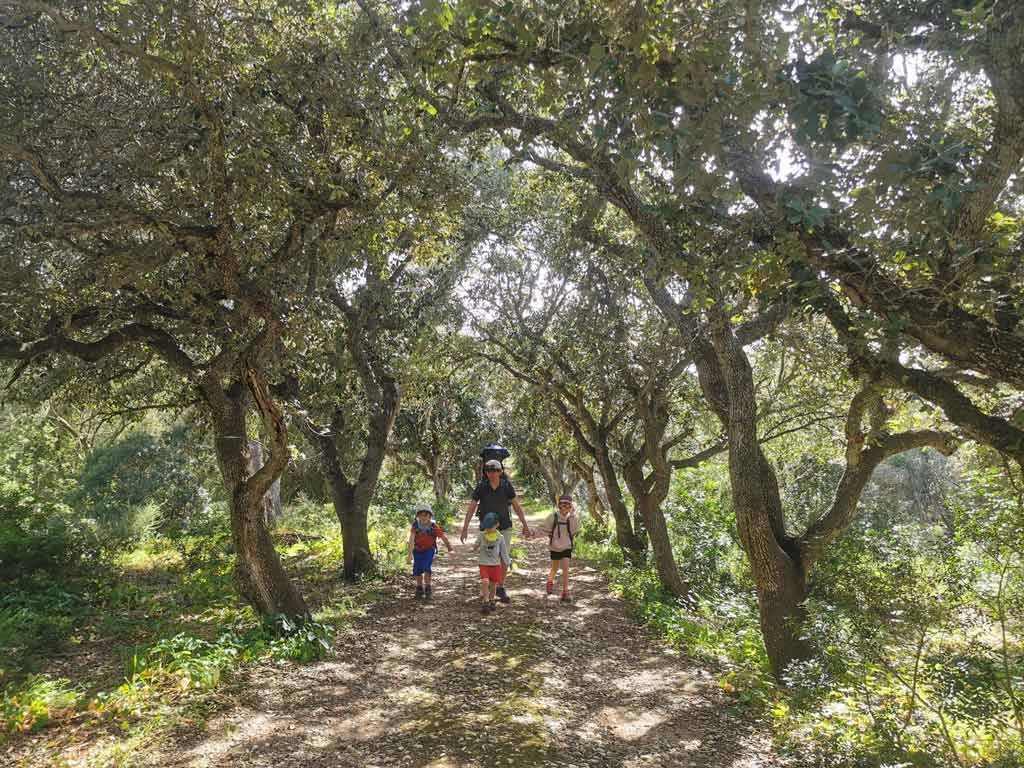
[574,517,1023,768]
[0,506,409,763]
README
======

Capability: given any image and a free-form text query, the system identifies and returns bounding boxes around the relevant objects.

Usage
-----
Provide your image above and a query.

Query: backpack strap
[550,513,574,549]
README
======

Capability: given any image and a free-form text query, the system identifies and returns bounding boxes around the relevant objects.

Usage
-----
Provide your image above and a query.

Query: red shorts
[478,564,503,583]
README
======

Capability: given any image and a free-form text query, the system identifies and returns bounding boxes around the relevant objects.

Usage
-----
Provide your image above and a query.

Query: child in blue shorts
[407,503,453,598]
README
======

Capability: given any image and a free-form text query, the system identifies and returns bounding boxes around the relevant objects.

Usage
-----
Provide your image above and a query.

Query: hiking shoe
[424,585,432,598]
[545,580,554,595]
[495,586,511,604]
[560,591,572,603]
[415,585,424,599]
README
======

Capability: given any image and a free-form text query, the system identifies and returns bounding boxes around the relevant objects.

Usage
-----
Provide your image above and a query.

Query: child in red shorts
[475,512,511,614]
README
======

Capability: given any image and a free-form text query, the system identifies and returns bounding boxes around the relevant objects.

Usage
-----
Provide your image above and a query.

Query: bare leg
[560,559,570,592]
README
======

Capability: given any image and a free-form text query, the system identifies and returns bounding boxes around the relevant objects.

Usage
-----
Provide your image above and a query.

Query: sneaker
[415,585,424,599]
[560,591,572,603]
[495,586,511,604]
[424,585,432,598]
[488,601,497,613]
[481,602,489,614]
[545,580,554,595]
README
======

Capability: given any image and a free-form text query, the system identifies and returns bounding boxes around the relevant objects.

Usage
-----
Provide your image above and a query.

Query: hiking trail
[143,516,784,768]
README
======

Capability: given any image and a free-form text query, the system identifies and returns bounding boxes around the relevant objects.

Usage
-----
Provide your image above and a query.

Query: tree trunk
[330,481,374,579]
[314,432,376,580]
[581,468,607,526]
[707,320,812,679]
[208,380,308,619]
[753,552,810,679]
[594,445,646,559]
[637,495,690,599]
[432,465,450,504]
[622,449,689,600]
[248,440,283,528]
[421,452,450,504]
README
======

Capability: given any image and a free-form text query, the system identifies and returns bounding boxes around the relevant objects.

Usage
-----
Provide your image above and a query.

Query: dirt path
[144,519,783,768]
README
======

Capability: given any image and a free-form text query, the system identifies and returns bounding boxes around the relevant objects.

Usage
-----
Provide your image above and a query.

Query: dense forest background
[1,0,1022,766]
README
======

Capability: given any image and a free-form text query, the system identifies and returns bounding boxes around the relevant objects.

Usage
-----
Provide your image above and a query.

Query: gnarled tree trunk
[593,444,646,560]
[420,452,451,503]
[207,375,308,619]
[575,460,607,526]
[708,320,813,677]
[248,440,283,528]
[529,449,582,506]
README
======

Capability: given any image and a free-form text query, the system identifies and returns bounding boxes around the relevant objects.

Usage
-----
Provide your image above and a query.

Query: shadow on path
[143,516,782,768]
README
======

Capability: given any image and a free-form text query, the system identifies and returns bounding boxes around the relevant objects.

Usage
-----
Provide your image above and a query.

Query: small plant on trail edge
[263,614,333,663]
[1,676,82,740]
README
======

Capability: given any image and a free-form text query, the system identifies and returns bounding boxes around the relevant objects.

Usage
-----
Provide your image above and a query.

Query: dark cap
[558,494,573,504]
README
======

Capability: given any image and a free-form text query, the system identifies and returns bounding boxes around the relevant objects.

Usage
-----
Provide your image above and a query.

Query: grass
[1,513,408,766]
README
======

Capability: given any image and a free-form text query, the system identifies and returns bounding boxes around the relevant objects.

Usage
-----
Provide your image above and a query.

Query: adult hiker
[460,457,532,603]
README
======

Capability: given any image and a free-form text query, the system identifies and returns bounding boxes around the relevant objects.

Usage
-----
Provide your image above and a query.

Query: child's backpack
[548,512,574,548]
[412,519,439,551]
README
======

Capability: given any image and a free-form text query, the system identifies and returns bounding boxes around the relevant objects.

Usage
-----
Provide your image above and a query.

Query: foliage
[1,675,81,742]
[0,408,94,582]
[67,425,216,545]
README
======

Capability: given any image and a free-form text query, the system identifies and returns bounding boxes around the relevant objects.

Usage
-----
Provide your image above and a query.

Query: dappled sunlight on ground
[138,515,782,768]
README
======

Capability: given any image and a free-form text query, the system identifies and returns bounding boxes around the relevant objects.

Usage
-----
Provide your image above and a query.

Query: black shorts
[550,549,572,561]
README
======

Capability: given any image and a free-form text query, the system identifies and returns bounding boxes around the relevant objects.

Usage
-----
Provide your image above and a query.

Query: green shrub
[68,425,215,546]
[1,675,82,742]
[0,577,87,667]
[263,615,333,663]
[0,489,90,582]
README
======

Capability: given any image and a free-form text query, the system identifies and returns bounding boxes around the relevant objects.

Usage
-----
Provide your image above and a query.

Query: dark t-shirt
[472,477,517,531]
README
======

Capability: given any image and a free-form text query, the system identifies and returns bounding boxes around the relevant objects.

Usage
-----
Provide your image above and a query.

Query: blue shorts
[412,548,436,576]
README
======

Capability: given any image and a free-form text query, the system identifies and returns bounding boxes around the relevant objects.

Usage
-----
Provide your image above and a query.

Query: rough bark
[592,442,647,559]
[206,374,308,619]
[247,440,283,528]
[302,396,396,580]
[622,456,690,600]
[574,459,608,526]
[708,318,813,677]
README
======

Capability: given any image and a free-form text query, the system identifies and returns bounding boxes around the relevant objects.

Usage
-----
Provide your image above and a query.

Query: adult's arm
[511,497,532,539]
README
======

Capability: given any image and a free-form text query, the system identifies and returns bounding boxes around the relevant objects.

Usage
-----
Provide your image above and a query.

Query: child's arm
[406,529,415,562]
[500,535,512,566]
[436,526,454,552]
